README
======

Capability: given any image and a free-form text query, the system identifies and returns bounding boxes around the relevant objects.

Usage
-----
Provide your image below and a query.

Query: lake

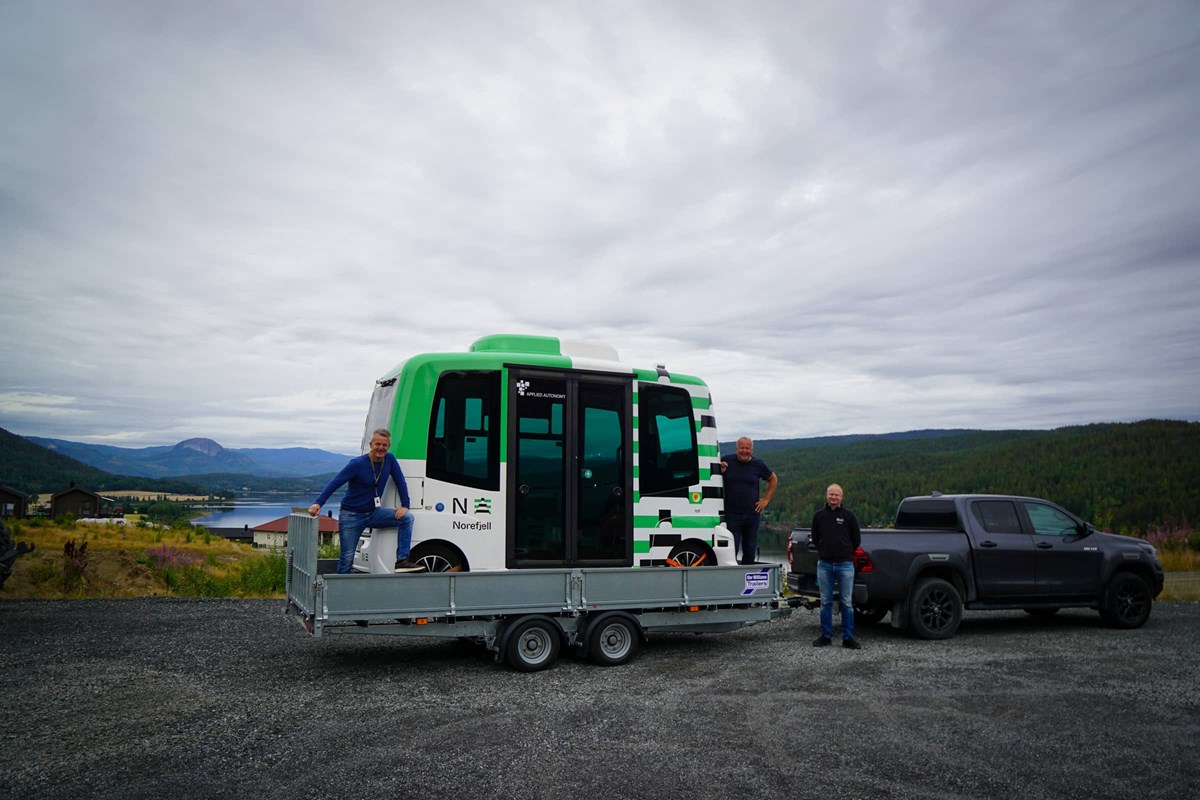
[190,493,341,530]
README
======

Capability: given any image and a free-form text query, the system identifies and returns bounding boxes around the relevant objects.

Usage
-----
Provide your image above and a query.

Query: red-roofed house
[252,513,338,549]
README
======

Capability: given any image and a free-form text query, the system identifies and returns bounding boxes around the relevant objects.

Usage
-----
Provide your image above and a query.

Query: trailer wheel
[411,543,465,573]
[666,542,714,567]
[908,577,962,640]
[505,618,561,672]
[587,614,640,667]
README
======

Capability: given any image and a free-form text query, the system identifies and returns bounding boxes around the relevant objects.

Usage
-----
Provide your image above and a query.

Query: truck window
[970,500,1022,534]
[638,384,698,495]
[895,499,958,529]
[428,371,500,491]
[1023,502,1079,536]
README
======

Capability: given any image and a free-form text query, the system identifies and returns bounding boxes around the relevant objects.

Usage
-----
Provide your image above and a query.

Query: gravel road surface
[2,598,1197,800]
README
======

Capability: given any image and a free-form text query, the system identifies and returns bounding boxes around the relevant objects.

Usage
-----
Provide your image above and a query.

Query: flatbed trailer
[285,514,795,670]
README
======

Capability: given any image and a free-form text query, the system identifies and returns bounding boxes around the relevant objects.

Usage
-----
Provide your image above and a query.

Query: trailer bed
[284,514,793,669]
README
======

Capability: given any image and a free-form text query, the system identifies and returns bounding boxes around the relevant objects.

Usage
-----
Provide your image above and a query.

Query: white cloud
[1,0,1198,451]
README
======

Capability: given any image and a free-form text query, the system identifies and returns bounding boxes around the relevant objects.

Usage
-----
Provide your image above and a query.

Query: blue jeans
[726,511,760,564]
[817,559,855,640]
[336,507,414,574]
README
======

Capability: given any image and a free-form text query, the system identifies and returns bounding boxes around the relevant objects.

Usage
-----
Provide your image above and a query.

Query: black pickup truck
[787,493,1164,639]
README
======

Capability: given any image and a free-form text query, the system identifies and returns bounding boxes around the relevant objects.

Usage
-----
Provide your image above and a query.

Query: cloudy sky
[2,1,1198,454]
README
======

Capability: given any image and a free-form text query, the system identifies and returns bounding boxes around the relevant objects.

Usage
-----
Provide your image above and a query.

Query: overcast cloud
[2,0,1198,453]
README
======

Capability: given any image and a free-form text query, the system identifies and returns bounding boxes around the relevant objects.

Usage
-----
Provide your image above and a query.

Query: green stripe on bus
[696,445,718,457]
[633,515,721,529]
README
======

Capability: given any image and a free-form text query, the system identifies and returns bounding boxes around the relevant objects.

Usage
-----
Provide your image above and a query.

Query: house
[51,486,103,520]
[252,513,338,549]
[0,485,27,518]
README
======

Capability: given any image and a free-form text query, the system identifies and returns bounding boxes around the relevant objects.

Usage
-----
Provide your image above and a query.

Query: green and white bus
[352,334,737,573]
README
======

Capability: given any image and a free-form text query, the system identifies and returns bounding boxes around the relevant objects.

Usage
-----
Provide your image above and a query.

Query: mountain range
[24,436,353,479]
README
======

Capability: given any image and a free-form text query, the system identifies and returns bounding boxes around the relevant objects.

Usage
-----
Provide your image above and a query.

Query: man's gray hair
[372,428,392,439]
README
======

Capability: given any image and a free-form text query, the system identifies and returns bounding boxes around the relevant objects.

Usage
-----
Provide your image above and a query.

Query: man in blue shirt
[720,437,778,564]
[309,428,421,574]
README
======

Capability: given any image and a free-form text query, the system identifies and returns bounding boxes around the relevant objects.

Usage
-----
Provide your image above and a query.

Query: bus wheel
[666,542,714,567]
[505,618,561,672]
[411,543,465,573]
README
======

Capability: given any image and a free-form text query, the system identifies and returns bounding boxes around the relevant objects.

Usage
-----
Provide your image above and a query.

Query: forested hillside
[758,420,1199,533]
[0,427,205,495]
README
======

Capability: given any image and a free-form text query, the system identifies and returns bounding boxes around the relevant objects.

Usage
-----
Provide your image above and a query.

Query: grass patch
[2,520,287,599]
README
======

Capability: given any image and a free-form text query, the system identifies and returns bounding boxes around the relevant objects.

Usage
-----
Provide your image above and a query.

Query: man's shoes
[842,637,861,649]
[394,559,425,573]
[812,635,832,647]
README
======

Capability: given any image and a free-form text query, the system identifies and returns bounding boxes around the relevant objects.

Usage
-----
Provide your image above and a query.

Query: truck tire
[586,613,640,666]
[1099,572,1153,629]
[854,604,889,626]
[504,617,562,672]
[908,577,962,640]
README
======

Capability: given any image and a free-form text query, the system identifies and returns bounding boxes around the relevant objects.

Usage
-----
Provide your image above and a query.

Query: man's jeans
[725,511,761,564]
[336,507,414,574]
[817,559,856,640]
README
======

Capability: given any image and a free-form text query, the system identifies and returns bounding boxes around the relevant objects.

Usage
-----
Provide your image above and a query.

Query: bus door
[506,369,632,568]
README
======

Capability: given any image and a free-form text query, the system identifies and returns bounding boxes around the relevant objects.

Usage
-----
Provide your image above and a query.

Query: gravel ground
[2,598,1197,800]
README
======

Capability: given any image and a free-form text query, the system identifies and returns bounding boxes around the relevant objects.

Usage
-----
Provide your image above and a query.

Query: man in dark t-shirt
[720,436,778,564]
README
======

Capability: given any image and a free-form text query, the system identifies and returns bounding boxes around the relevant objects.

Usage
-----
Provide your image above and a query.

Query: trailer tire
[504,617,562,672]
[586,613,640,667]
[908,577,962,640]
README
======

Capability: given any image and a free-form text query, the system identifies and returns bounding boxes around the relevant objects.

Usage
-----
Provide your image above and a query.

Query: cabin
[51,486,103,520]
[0,485,27,518]
[253,513,338,549]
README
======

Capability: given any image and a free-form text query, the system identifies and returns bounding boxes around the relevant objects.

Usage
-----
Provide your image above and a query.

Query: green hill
[759,419,1200,534]
[0,427,206,495]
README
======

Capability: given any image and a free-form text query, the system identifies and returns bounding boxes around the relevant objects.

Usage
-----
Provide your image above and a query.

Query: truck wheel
[908,577,962,640]
[666,542,714,567]
[587,614,640,666]
[505,618,561,672]
[1100,572,1153,629]
[854,604,889,626]
[411,543,465,573]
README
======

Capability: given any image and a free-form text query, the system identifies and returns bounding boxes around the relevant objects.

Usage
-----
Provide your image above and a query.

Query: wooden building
[0,485,27,518]
[51,487,103,520]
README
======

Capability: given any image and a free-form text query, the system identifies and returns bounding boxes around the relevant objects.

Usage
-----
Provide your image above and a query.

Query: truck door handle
[980,541,997,548]
[1036,542,1053,549]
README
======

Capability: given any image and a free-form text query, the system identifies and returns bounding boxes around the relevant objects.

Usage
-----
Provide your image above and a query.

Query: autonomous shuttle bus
[351,334,737,573]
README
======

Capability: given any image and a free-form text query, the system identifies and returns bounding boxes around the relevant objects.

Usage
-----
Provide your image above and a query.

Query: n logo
[452,498,469,514]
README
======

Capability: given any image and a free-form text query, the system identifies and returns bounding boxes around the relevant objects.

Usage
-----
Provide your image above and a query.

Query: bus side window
[638,384,698,495]
[428,371,500,491]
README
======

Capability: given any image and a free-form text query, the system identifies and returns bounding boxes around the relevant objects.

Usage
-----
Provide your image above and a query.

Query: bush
[234,552,287,596]
[62,539,88,592]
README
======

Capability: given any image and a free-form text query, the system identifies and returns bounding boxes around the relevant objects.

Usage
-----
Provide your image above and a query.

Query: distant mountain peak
[174,438,225,456]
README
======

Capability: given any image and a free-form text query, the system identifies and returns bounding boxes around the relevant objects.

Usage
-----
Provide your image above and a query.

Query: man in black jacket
[811,484,862,649]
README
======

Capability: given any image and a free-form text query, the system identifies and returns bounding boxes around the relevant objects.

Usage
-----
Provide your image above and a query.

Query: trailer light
[415,618,429,625]
[688,605,700,612]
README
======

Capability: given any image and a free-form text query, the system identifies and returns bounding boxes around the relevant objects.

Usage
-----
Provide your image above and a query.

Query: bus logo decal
[452,498,469,514]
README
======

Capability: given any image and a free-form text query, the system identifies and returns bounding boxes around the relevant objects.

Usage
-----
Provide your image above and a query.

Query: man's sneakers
[394,558,425,573]
[812,635,832,647]
[842,637,861,650]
